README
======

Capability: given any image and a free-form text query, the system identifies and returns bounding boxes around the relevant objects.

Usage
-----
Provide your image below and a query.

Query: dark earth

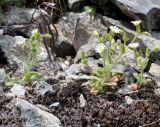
[26,81,160,127]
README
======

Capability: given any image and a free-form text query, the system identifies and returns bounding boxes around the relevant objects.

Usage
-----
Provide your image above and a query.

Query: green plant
[90,26,126,91]
[80,51,88,66]
[128,21,159,85]
[21,29,51,83]
[82,20,159,92]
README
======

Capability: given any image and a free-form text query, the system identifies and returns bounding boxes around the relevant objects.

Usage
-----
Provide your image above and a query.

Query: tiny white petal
[110,26,121,33]
[128,42,139,49]
[31,29,38,34]
[95,43,106,54]
[131,20,141,26]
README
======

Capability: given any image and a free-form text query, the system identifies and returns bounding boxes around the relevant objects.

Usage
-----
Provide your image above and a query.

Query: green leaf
[143,31,151,36]
[83,6,96,14]
[22,71,42,83]
[120,44,126,55]
[133,73,141,83]
[145,48,150,58]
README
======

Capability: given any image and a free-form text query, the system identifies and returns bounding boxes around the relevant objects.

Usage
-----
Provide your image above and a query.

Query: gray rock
[0,0,26,6]
[0,35,15,52]
[79,94,86,108]
[125,96,133,105]
[65,63,92,75]
[117,85,132,95]
[16,99,61,127]
[0,69,6,96]
[55,36,76,58]
[57,12,106,53]
[113,64,135,85]
[10,84,26,98]
[149,63,160,87]
[74,41,99,63]
[110,0,160,31]
[49,102,60,108]
[66,74,91,81]
[0,6,41,26]
[33,81,55,97]
[68,0,87,12]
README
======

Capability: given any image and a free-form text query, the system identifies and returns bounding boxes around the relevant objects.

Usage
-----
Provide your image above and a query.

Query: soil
[0,95,23,127]
[28,81,160,127]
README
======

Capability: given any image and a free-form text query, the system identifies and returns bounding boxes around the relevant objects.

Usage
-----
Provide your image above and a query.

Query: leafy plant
[80,51,88,66]
[89,26,127,91]
[128,21,159,85]
[21,29,51,84]
[82,20,159,92]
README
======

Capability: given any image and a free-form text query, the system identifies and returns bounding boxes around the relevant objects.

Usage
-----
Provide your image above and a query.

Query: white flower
[31,29,38,34]
[95,43,106,54]
[131,20,141,26]
[109,26,121,33]
[128,42,139,49]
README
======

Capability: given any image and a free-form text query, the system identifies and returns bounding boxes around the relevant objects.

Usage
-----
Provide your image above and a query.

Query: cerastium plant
[21,29,51,83]
[81,20,159,92]
[89,26,126,91]
[129,21,159,85]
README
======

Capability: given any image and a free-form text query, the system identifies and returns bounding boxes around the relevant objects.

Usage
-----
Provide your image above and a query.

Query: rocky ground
[1,0,160,127]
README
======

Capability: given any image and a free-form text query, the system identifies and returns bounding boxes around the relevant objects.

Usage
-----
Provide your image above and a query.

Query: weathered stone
[16,99,61,127]
[55,35,76,58]
[68,0,87,12]
[10,84,26,98]
[57,12,106,53]
[149,63,160,87]
[117,85,132,95]
[110,0,160,31]
[0,6,41,26]
[66,74,91,81]
[65,63,92,75]
[79,94,86,107]
[32,81,55,97]
[74,41,100,63]
[0,69,6,96]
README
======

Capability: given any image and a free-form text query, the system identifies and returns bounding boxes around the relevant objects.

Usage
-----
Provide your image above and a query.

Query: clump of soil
[29,82,160,127]
[0,95,23,127]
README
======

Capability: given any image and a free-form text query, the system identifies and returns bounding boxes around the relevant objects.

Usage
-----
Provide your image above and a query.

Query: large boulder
[56,12,107,54]
[16,99,61,127]
[110,0,160,31]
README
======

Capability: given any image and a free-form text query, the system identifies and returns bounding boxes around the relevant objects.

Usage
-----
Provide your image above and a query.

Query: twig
[139,118,160,127]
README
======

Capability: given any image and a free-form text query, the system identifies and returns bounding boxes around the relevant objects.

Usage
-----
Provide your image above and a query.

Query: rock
[117,85,132,95]
[0,35,15,52]
[149,63,160,87]
[110,0,160,31]
[0,46,8,67]
[68,0,87,12]
[103,16,160,62]
[0,0,26,6]
[0,69,6,96]
[16,99,61,127]
[32,81,55,97]
[125,96,133,105]
[66,74,91,81]
[74,41,99,63]
[79,94,86,107]
[65,63,92,75]
[57,12,106,53]
[49,102,60,108]
[0,6,42,26]
[113,64,135,85]
[55,35,76,58]
[10,84,26,98]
